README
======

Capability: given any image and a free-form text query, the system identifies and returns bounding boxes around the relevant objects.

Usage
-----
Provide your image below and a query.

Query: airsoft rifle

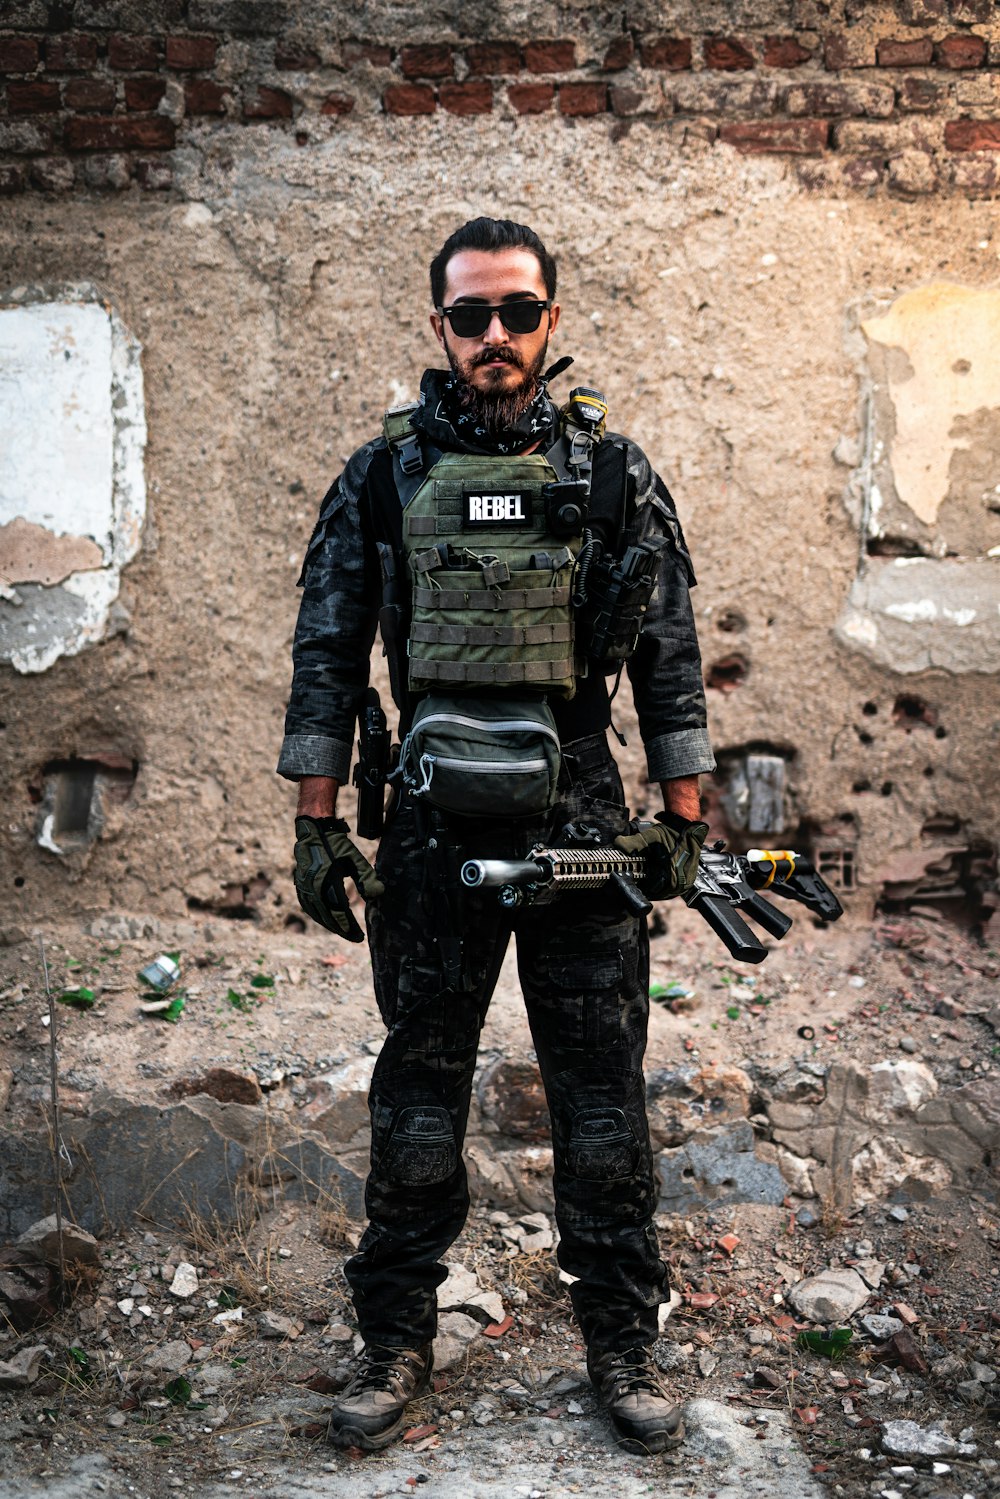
[460,838,843,964]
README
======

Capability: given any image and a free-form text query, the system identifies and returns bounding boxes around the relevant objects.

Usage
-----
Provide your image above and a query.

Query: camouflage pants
[345,733,666,1357]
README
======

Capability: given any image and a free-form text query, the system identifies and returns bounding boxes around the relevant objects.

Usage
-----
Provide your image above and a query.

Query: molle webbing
[402,451,581,699]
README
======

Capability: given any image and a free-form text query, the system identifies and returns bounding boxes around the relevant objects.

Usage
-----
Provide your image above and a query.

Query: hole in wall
[862,701,878,717]
[186,873,273,921]
[705,654,749,692]
[893,694,937,730]
[865,535,926,557]
[715,609,747,634]
[878,835,997,935]
[36,755,138,850]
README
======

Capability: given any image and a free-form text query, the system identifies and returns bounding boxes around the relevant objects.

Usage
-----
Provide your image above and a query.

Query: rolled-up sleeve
[276,443,380,783]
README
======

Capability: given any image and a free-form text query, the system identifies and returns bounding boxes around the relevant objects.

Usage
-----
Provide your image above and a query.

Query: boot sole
[613,1416,686,1455]
[326,1373,432,1452]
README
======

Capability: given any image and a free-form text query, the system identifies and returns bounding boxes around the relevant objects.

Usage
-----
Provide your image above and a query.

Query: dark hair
[430,217,557,306]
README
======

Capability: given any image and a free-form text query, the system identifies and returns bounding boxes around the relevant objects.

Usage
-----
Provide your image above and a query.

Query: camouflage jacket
[278,381,715,788]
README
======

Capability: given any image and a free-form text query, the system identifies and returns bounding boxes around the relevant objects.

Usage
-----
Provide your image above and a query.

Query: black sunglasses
[437,299,552,339]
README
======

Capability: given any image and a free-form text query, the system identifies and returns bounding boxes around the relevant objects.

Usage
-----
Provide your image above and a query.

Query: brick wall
[1,4,1000,196]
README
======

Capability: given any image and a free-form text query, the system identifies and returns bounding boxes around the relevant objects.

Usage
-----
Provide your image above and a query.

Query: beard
[444,339,549,436]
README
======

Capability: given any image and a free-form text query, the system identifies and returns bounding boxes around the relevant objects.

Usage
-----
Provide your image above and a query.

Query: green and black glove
[293,816,385,942]
[614,810,709,900]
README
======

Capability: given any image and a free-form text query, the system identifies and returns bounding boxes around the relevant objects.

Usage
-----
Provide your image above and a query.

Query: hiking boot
[327,1342,433,1451]
[587,1345,685,1455]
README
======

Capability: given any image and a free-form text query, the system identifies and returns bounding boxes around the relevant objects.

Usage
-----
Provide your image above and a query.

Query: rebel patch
[462,489,532,527]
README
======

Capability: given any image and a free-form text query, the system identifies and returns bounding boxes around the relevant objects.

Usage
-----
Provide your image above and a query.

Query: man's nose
[482,311,508,343]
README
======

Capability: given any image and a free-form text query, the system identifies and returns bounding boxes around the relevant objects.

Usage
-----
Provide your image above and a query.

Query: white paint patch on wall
[0,291,146,673]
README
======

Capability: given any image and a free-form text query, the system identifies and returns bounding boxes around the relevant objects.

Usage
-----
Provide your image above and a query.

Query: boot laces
[346,1346,425,1396]
[601,1346,667,1399]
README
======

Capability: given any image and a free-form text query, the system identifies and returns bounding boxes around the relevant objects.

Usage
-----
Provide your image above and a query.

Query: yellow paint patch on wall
[0,516,103,587]
[861,282,1000,526]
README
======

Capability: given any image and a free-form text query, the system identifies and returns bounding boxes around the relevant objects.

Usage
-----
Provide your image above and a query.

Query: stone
[299,1055,375,1141]
[659,1121,788,1211]
[433,1311,481,1373]
[855,1259,886,1289]
[0,1345,48,1386]
[143,1339,192,1374]
[439,1261,505,1325]
[257,1310,301,1339]
[0,1248,57,1330]
[515,1211,554,1252]
[789,1268,871,1324]
[880,1419,977,1459]
[16,1214,99,1266]
[477,1059,550,1141]
[862,1313,904,1340]
[868,1060,938,1117]
[168,1261,199,1298]
[646,1062,753,1148]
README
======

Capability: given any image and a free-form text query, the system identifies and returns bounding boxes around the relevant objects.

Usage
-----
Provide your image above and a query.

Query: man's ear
[430,310,446,351]
[548,302,561,336]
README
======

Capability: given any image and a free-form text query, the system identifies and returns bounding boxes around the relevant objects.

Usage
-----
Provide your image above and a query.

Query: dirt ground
[0,903,998,1498]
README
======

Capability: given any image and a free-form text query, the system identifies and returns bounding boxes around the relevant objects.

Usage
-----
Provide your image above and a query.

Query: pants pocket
[567,1105,640,1183]
[377,1104,457,1187]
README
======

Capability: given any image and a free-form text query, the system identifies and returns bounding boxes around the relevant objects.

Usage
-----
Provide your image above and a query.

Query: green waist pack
[400,695,561,817]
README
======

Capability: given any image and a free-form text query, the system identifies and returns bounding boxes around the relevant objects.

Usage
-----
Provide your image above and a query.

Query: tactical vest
[400,450,581,699]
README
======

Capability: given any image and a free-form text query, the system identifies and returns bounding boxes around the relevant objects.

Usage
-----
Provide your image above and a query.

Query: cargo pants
[345,732,667,1357]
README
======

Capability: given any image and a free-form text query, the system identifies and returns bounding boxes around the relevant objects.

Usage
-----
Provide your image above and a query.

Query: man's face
[430,248,560,407]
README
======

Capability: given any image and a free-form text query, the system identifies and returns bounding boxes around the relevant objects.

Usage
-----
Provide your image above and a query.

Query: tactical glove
[293,816,385,942]
[614,810,709,900]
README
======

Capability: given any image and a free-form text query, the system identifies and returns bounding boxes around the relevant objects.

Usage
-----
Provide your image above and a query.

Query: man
[278,218,715,1456]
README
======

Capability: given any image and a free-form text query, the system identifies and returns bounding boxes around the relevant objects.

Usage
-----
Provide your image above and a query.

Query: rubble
[880,1419,978,1461]
[789,1267,871,1323]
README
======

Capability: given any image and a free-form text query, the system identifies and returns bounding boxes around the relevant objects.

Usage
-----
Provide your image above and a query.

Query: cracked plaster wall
[0,101,998,925]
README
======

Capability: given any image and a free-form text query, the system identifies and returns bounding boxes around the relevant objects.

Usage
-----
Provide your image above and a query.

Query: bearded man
[278,217,715,1455]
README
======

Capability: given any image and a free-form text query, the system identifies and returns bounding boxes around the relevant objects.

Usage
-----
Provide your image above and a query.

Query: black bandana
[411,369,560,456]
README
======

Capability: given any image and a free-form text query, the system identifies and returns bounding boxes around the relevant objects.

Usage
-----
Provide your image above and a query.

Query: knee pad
[567,1105,640,1183]
[378,1104,457,1187]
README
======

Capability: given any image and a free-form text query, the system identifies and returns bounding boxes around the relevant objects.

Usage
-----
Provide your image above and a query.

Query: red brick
[440,80,492,115]
[165,36,218,70]
[602,35,634,71]
[44,34,97,72]
[704,36,755,70]
[639,36,691,71]
[524,40,575,73]
[63,78,116,111]
[936,34,987,68]
[945,117,1000,149]
[0,37,40,73]
[719,119,829,153]
[898,75,948,110]
[466,41,521,75]
[343,41,392,67]
[877,37,934,66]
[382,83,436,115]
[508,81,554,113]
[65,115,175,150]
[108,35,159,71]
[275,41,320,69]
[6,79,61,112]
[125,75,165,110]
[185,79,229,114]
[558,81,608,115]
[763,35,812,68]
[786,81,895,116]
[243,86,293,119]
[824,34,875,69]
[400,44,452,79]
[0,163,27,192]
[320,92,355,115]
